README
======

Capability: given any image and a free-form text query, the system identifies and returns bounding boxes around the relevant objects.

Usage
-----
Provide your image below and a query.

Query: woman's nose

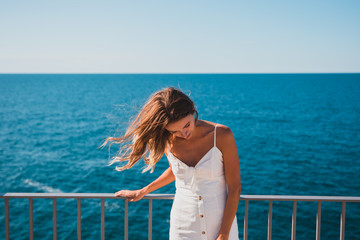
[181,130,187,137]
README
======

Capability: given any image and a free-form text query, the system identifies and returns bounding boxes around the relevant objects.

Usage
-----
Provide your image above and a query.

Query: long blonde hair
[100,87,198,173]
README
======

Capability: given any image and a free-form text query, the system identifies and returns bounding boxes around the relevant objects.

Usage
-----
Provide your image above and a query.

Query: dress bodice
[167,124,228,196]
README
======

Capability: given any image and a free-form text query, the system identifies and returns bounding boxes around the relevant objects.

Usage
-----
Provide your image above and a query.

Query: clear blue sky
[1,0,359,73]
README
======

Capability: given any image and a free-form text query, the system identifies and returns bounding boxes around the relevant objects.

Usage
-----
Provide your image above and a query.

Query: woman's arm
[142,164,175,194]
[216,126,241,239]
[115,161,175,201]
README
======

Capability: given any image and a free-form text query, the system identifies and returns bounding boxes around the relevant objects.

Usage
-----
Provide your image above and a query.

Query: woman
[101,87,241,240]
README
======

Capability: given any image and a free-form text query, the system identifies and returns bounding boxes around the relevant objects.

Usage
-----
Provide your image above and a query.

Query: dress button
[202,231,206,234]
[199,196,202,200]
[200,214,204,218]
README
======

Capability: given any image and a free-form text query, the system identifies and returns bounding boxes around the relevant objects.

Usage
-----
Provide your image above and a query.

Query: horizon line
[0,72,360,75]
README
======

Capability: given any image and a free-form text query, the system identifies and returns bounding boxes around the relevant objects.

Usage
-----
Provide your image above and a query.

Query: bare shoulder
[215,124,233,138]
[215,124,236,151]
[198,120,229,133]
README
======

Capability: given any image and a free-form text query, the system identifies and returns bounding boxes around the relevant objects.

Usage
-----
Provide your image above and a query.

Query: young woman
[101,87,241,240]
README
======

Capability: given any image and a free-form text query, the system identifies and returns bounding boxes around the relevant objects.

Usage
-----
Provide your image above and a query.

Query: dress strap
[214,124,218,147]
[166,142,170,156]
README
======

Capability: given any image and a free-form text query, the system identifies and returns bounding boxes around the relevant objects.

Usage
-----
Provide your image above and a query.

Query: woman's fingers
[114,189,145,202]
[115,190,127,197]
[114,190,137,199]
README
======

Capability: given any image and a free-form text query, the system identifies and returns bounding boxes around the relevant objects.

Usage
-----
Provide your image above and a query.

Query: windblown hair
[100,87,198,173]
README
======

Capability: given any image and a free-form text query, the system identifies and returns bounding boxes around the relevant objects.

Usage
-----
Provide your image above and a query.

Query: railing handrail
[1,192,360,202]
[2,193,359,240]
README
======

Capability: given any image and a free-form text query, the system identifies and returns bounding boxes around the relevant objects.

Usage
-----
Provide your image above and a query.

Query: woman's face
[166,114,195,140]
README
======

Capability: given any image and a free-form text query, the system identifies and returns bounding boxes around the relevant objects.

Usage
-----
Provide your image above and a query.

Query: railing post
[29,198,34,240]
[77,198,81,240]
[291,201,297,240]
[268,200,273,240]
[101,198,105,240]
[124,199,128,240]
[5,198,9,240]
[148,199,152,240]
[53,198,57,240]
[340,202,346,240]
[243,199,248,240]
[316,201,321,240]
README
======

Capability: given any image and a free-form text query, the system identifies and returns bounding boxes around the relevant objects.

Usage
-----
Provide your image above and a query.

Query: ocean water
[0,73,359,239]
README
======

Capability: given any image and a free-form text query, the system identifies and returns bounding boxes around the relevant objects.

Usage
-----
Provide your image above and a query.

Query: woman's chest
[170,146,215,167]
[168,138,216,167]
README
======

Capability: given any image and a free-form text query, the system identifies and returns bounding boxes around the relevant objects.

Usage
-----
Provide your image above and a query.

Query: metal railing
[1,193,359,240]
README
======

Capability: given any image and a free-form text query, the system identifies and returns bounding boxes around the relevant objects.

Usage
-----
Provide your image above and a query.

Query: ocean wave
[24,179,63,193]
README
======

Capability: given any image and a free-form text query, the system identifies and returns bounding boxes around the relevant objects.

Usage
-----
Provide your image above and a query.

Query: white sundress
[167,124,239,240]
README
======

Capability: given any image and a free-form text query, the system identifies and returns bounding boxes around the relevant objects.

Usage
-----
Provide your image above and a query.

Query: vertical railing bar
[148,199,152,240]
[243,199,248,240]
[291,201,297,240]
[53,198,57,240]
[77,198,81,240]
[340,201,346,240]
[5,198,9,240]
[316,201,321,240]
[101,198,105,240]
[267,200,273,240]
[29,198,34,240]
[124,199,128,240]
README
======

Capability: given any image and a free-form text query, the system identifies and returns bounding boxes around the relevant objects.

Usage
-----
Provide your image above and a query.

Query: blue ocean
[1,74,359,239]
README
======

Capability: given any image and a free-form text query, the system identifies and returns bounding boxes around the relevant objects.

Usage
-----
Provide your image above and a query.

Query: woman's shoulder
[206,122,233,151]
[200,120,232,135]
[215,123,232,135]
[198,120,234,149]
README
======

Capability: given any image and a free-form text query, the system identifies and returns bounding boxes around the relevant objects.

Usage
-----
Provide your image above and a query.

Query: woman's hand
[114,188,147,202]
